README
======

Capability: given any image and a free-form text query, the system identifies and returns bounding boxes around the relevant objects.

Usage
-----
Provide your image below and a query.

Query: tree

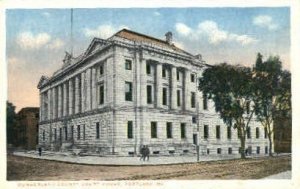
[199,63,255,159]
[253,54,291,156]
[7,101,17,146]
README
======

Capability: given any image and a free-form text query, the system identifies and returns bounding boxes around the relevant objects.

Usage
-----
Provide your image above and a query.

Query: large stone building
[37,29,270,156]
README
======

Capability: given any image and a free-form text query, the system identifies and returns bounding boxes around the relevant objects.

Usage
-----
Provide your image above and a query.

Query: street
[7,154,291,180]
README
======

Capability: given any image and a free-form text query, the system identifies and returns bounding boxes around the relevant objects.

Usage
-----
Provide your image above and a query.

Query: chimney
[195,54,202,60]
[165,31,172,44]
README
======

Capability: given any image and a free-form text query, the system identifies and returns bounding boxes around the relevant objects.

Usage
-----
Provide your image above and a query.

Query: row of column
[140,59,193,111]
[41,65,101,121]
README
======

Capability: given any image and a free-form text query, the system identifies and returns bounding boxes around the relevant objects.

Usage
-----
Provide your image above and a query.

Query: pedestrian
[140,145,145,161]
[38,146,42,156]
[145,145,150,161]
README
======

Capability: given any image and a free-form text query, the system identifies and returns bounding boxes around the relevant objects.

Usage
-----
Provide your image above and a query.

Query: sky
[6,7,290,111]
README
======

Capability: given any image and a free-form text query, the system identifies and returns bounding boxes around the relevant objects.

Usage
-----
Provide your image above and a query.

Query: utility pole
[70,8,74,56]
[196,101,200,162]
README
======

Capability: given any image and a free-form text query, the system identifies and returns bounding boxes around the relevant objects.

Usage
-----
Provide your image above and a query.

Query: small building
[15,107,39,150]
[37,29,269,156]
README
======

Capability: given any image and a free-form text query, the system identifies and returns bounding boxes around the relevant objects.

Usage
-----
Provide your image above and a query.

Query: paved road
[263,171,291,179]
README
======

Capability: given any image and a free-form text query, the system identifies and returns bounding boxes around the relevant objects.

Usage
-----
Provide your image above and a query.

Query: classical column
[69,78,74,115]
[184,68,190,111]
[91,67,97,109]
[50,88,54,120]
[81,72,86,112]
[86,68,91,111]
[156,63,162,108]
[39,93,42,121]
[75,76,80,114]
[140,59,147,107]
[170,66,177,109]
[52,87,56,119]
[58,84,62,118]
[63,82,68,116]
[47,89,51,120]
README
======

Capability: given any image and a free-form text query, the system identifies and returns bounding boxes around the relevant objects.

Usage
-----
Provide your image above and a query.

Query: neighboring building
[15,107,39,150]
[37,29,269,156]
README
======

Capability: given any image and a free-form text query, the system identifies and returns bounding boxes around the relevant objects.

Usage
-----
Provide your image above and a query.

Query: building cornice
[39,37,206,90]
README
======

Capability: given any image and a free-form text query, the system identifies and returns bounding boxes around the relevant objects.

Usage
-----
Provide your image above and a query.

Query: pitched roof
[113,29,192,56]
[18,107,39,114]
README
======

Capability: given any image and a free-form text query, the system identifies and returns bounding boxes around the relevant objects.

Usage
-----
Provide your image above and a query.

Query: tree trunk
[268,134,273,157]
[239,127,246,159]
[240,137,246,159]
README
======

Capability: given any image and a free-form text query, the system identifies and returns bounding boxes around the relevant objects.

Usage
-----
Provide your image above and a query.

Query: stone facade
[37,29,269,156]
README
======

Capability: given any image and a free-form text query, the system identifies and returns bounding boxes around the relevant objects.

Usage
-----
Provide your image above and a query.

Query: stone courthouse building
[38,29,269,156]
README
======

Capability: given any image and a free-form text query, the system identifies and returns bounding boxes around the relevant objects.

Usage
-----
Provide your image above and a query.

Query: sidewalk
[12,151,288,166]
[262,171,291,179]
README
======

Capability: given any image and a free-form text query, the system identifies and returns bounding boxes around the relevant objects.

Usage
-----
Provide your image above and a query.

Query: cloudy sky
[6,7,290,111]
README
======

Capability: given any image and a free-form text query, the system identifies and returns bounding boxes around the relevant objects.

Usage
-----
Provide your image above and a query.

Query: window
[54,128,57,141]
[83,124,86,140]
[99,84,104,105]
[256,146,260,154]
[96,122,100,139]
[181,123,186,139]
[42,130,45,141]
[203,93,208,110]
[177,70,180,80]
[163,87,167,105]
[207,148,210,155]
[177,90,181,106]
[256,127,260,139]
[125,82,132,101]
[264,127,267,138]
[77,125,80,139]
[247,127,251,139]
[217,148,222,154]
[71,126,74,140]
[59,128,62,141]
[191,74,195,82]
[227,126,232,139]
[64,126,68,141]
[265,146,268,154]
[162,67,166,78]
[166,122,172,138]
[125,59,132,70]
[191,92,196,108]
[146,63,151,74]
[192,116,197,124]
[127,121,133,139]
[147,85,152,104]
[228,148,232,154]
[204,125,209,139]
[216,125,220,139]
[99,65,104,75]
[151,122,157,138]
[193,134,198,145]
[248,146,252,154]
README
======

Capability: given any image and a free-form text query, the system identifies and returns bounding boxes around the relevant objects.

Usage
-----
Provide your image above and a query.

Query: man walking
[38,146,42,156]
[145,145,150,161]
[140,145,145,161]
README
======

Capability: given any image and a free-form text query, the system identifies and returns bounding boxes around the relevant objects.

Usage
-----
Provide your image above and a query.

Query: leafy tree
[199,63,255,159]
[7,101,17,146]
[253,54,291,156]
